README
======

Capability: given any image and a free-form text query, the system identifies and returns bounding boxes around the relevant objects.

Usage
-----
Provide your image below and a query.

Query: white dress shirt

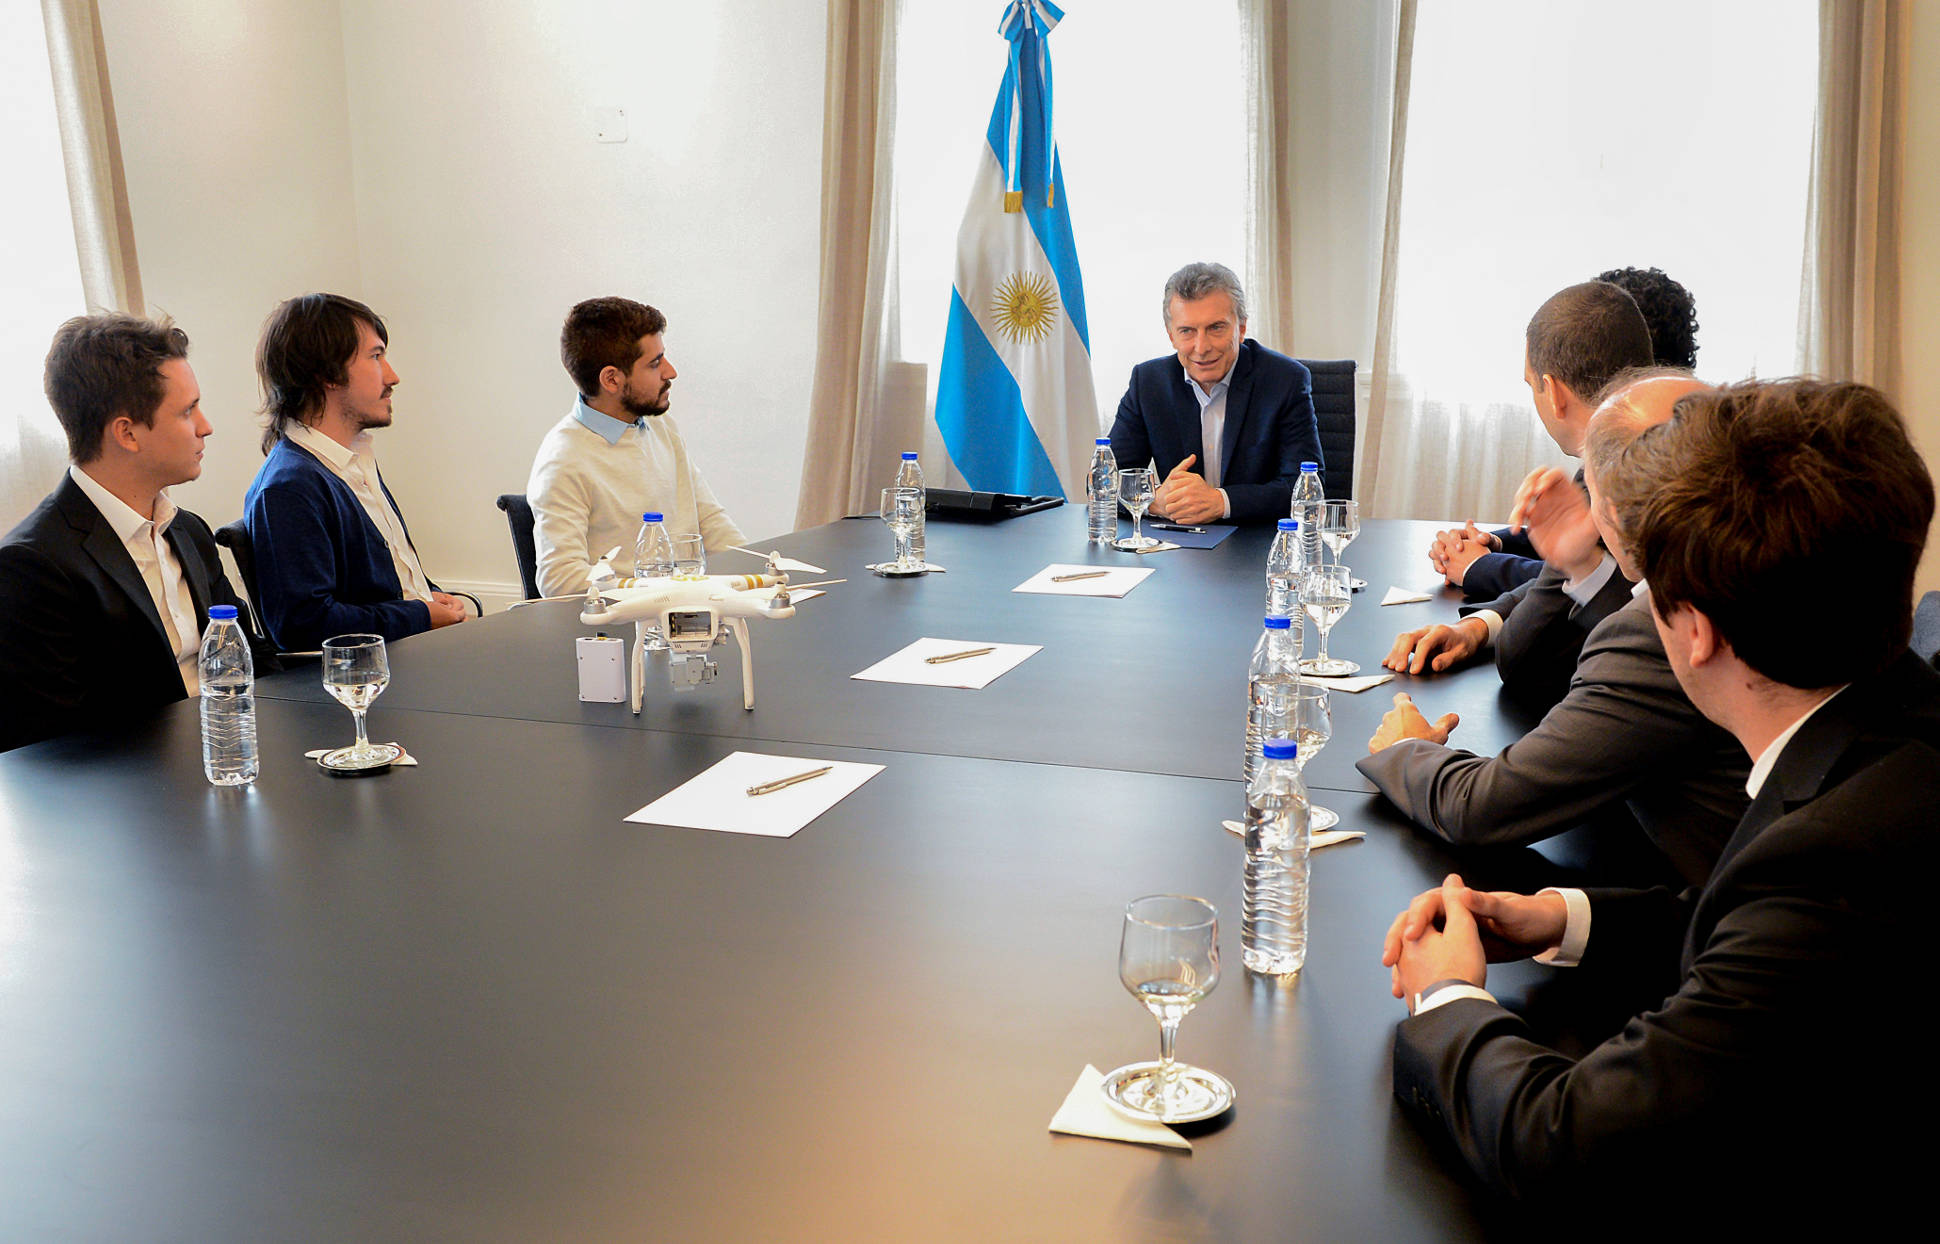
[69,465,200,694]
[1181,357,1237,520]
[285,422,434,602]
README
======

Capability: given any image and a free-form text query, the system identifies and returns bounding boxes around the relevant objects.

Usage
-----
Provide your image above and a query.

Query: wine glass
[1113,467,1158,551]
[1299,565,1359,675]
[1319,499,1365,590]
[1101,895,1236,1123]
[1289,682,1341,832]
[877,486,924,574]
[320,634,403,770]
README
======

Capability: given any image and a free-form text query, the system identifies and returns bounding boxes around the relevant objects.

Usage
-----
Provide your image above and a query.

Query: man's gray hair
[1163,262,1247,326]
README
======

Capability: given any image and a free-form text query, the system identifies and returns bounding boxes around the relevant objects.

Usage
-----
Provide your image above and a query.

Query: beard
[621,380,670,418]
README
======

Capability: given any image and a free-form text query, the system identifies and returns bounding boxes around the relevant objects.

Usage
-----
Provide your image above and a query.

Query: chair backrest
[496,493,540,600]
[1914,590,1940,666]
[213,519,271,643]
[1298,358,1357,501]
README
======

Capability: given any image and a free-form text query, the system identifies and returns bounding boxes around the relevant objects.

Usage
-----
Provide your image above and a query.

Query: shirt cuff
[1474,609,1504,647]
[1531,887,1590,966]
[1414,982,1497,1016]
[1562,553,1618,607]
[1219,489,1231,520]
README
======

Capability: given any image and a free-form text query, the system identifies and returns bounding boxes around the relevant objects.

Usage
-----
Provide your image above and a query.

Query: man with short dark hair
[1,315,264,752]
[1107,262,1321,525]
[243,293,465,649]
[1390,280,1653,707]
[528,296,745,596]
[1382,378,1939,1219]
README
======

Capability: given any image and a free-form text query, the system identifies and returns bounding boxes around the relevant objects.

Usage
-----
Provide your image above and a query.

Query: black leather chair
[1914,590,1940,666]
[1298,358,1357,501]
[496,493,541,600]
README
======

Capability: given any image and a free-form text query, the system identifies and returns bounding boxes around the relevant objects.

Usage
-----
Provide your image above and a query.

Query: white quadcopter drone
[575,546,839,714]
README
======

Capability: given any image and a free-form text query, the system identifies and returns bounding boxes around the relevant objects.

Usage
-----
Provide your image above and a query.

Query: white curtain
[795,0,925,527]
[1362,0,1818,522]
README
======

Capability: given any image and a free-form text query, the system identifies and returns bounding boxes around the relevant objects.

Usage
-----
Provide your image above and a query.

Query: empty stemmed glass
[875,486,926,575]
[1299,565,1359,675]
[1113,467,1159,551]
[1290,682,1341,832]
[1319,500,1363,587]
[319,634,403,770]
[1101,895,1236,1123]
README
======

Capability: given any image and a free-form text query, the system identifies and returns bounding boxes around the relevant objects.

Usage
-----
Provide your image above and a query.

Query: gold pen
[746,765,834,797]
[1051,570,1109,582]
[924,646,997,664]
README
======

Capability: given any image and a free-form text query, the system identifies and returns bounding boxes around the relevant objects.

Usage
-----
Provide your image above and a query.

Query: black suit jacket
[1391,651,1940,1219]
[1107,339,1321,524]
[0,473,265,752]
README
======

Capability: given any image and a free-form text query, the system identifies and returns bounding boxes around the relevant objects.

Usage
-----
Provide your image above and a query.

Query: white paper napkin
[1222,820,1366,849]
[851,637,1041,689]
[304,745,418,766]
[1049,1064,1190,1150]
[1013,564,1156,597]
[1301,672,1395,693]
[1381,585,1435,606]
[625,751,883,838]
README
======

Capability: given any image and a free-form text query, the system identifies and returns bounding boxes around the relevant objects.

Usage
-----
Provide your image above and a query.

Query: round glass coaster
[1299,657,1361,676]
[867,562,930,577]
[1309,804,1341,833]
[318,742,403,774]
[1099,1060,1236,1125]
[1111,535,1161,552]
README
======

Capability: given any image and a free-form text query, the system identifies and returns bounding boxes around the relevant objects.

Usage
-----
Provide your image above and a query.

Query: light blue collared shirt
[573,395,644,446]
[1180,356,1238,489]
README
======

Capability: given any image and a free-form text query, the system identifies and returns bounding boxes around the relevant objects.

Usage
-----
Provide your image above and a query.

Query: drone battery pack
[576,635,627,703]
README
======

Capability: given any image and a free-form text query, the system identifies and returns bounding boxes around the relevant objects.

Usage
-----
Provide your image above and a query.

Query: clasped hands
[1382,873,1567,1011]
[1425,466,1605,587]
[1149,454,1225,525]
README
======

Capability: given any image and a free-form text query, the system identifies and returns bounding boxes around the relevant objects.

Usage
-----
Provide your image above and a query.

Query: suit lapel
[166,520,214,618]
[59,479,174,656]
[1165,366,1205,468]
[1220,341,1258,475]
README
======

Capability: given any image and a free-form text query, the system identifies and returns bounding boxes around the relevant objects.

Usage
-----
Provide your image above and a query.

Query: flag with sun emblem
[933,0,1097,499]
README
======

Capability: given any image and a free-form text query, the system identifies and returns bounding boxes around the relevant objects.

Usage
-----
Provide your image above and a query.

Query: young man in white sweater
[527,297,747,596]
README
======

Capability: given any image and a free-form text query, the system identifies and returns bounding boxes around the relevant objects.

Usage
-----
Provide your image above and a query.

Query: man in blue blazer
[1107,263,1320,525]
[244,294,467,650]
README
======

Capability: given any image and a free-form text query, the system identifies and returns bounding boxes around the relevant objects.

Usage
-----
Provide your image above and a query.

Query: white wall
[1902,4,1940,596]
[94,0,825,604]
[97,0,363,535]
[338,0,825,594]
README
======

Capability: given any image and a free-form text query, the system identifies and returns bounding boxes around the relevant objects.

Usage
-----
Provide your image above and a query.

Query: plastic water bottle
[634,511,674,579]
[199,604,258,787]
[1244,615,1302,783]
[895,451,926,567]
[1242,736,1310,975]
[1086,438,1118,542]
[1266,517,1303,620]
[1292,461,1324,572]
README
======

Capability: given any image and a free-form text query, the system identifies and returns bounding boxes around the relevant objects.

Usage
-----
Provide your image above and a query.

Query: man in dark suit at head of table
[1379,378,1939,1225]
[1106,261,1322,525]
[0,314,268,753]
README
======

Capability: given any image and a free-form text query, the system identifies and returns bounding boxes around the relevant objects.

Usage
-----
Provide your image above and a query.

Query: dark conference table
[0,512,1626,1241]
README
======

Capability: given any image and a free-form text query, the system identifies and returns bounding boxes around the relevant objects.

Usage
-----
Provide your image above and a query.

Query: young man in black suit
[0,315,263,752]
[1380,378,1938,1223]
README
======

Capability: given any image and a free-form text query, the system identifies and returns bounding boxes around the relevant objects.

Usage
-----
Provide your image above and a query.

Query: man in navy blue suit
[1107,263,1321,525]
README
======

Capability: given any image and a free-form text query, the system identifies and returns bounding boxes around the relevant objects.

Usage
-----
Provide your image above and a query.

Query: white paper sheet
[625,751,883,838]
[851,637,1041,689]
[1048,1064,1190,1150]
[1380,585,1435,605]
[1013,564,1156,598]
[1301,672,1395,694]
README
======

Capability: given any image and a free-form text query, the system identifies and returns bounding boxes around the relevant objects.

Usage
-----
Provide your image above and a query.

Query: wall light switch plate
[593,107,628,143]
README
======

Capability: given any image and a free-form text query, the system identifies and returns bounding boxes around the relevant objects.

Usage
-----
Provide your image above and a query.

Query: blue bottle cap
[1277,517,1298,531]
[1300,461,1318,472]
[901,451,919,459]
[1096,438,1110,446]
[1263,738,1298,760]
[208,605,238,620]
[1263,616,1291,630]
[642,511,664,523]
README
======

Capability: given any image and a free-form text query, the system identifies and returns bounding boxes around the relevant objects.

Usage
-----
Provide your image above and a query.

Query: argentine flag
[934,0,1098,500]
